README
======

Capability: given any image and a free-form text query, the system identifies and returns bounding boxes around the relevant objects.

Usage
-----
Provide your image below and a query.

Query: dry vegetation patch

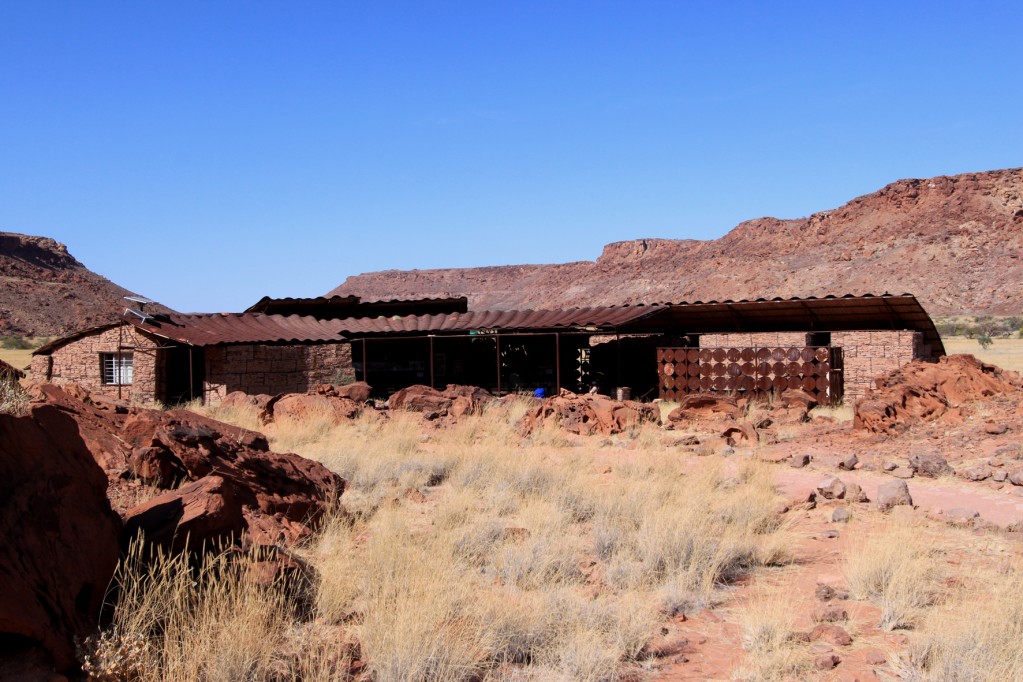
[93,389,1023,681]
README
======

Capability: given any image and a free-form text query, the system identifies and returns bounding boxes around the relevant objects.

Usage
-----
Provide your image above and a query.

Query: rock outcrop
[0,231,170,337]
[0,400,122,672]
[332,168,1023,317]
[853,355,1020,434]
[28,384,345,551]
[522,390,659,436]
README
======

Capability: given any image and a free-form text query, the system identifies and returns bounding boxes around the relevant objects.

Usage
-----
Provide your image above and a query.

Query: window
[101,352,133,385]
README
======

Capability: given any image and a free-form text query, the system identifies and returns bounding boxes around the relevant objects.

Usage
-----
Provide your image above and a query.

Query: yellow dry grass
[941,335,1023,373]
[0,347,33,372]
[93,397,793,681]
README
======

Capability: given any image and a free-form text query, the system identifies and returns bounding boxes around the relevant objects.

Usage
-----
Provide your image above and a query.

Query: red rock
[264,393,360,424]
[31,385,345,553]
[811,623,853,646]
[666,394,739,422]
[779,388,818,410]
[877,480,914,510]
[522,391,659,436]
[864,648,888,665]
[854,355,1017,434]
[814,604,849,622]
[0,402,122,672]
[815,653,841,670]
[389,384,452,413]
[332,381,373,402]
[721,421,758,445]
[909,452,954,478]
[122,475,245,553]
[221,390,273,413]
[984,421,1009,435]
[816,476,847,500]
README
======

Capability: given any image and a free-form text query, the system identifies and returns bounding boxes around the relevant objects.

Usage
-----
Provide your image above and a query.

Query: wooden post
[362,340,368,385]
[555,332,561,394]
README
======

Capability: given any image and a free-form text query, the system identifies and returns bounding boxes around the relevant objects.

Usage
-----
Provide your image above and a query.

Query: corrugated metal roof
[132,313,349,346]
[624,293,945,357]
[245,295,360,313]
[332,305,663,336]
[33,293,944,357]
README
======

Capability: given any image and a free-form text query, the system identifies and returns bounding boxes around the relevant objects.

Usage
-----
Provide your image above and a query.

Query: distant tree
[977,334,994,350]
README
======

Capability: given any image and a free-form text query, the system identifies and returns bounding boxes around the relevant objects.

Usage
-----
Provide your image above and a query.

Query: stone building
[31,293,944,406]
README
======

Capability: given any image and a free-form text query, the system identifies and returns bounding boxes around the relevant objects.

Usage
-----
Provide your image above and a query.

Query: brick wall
[204,342,354,404]
[832,330,922,400]
[34,325,162,403]
[699,332,811,347]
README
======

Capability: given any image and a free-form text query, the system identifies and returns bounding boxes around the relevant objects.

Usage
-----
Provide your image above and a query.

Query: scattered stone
[984,422,1009,435]
[890,466,915,479]
[883,461,898,472]
[815,653,841,670]
[814,605,849,622]
[816,476,847,500]
[845,482,870,503]
[721,421,758,445]
[815,583,837,601]
[961,465,992,482]
[1008,469,1023,486]
[811,623,853,646]
[864,649,888,665]
[790,453,811,468]
[877,480,914,510]
[838,453,859,470]
[832,508,851,523]
[823,529,841,539]
[909,452,954,478]
[946,507,980,523]
[993,470,1008,482]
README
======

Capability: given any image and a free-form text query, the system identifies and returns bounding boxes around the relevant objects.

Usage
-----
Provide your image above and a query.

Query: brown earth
[0,232,169,337]
[333,167,1023,316]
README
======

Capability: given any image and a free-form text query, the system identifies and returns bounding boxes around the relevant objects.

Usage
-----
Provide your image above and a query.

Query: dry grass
[730,589,810,681]
[843,522,942,631]
[942,336,1023,373]
[0,377,28,415]
[898,561,1023,681]
[0,347,35,372]
[96,396,793,681]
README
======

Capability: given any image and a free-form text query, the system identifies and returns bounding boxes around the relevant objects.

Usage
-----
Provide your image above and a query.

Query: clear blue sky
[2,2,1021,312]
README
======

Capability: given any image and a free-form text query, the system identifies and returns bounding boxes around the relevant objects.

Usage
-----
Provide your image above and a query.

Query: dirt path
[776,466,1023,528]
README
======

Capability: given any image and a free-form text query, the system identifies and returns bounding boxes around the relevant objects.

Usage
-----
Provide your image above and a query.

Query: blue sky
[1,2,1021,312]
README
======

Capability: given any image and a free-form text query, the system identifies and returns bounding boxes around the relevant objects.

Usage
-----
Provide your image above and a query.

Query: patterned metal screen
[657,346,843,405]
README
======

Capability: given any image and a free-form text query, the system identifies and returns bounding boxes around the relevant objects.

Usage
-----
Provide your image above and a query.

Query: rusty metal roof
[131,313,349,346]
[332,305,663,336]
[244,294,468,318]
[622,293,945,357]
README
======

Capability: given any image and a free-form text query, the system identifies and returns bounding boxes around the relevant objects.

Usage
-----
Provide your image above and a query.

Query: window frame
[100,352,134,385]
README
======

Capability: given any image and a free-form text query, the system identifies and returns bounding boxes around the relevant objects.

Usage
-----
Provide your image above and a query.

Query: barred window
[101,352,133,385]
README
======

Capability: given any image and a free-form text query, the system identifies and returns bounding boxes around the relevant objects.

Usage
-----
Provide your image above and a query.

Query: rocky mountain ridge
[332,168,1023,316]
[0,232,165,337]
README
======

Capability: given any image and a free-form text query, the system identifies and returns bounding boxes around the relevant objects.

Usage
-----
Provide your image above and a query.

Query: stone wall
[831,330,923,400]
[33,325,161,403]
[699,332,812,347]
[204,342,354,404]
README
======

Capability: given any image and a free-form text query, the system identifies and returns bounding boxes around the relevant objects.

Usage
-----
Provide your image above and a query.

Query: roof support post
[429,336,435,389]
[495,335,502,396]
[555,332,561,394]
[362,339,368,386]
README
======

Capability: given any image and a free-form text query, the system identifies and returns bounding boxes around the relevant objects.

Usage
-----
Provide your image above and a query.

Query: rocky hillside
[332,168,1023,316]
[0,232,166,337]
